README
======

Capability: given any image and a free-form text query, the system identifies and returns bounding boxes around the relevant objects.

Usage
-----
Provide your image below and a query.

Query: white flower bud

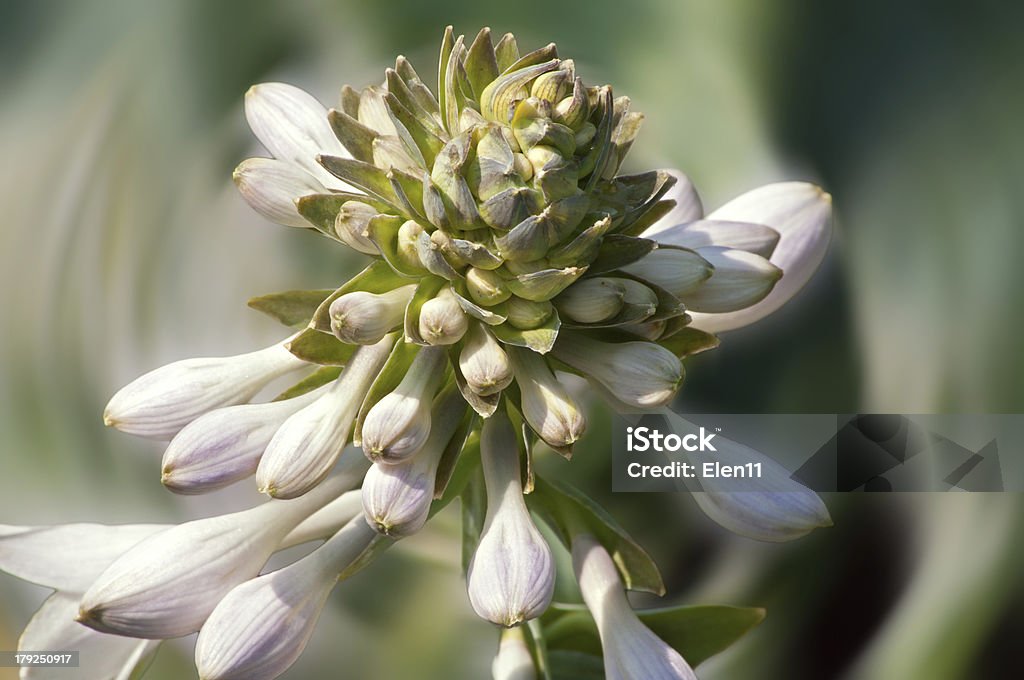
[77,474,356,639]
[361,387,466,537]
[334,201,381,254]
[396,219,426,270]
[505,296,554,330]
[621,248,712,298]
[617,278,659,311]
[679,246,782,313]
[468,411,555,626]
[553,334,683,409]
[554,277,625,324]
[467,266,512,305]
[256,337,393,499]
[492,627,537,680]
[161,386,327,494]
[195,518,377,680]
[329,285,416,344]
[459,324,513,396]
[418,287,469,345]
[572,535,697,680]
[507,347,585,449]
[103,341,307,441]
[361,346,448,462]
[660,412,832,542]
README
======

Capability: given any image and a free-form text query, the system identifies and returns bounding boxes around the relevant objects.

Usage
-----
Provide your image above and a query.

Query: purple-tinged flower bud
[507,347,585,449]
[419,287,469,345]
[459,324,513,396]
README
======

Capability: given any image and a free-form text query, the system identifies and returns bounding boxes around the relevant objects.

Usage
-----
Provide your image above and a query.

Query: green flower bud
[554,277,625,324]
[505,296,554,330]
[466,266,512,305]
[329,285,416,344]
[459,324,513,396]
[418,287,469,345]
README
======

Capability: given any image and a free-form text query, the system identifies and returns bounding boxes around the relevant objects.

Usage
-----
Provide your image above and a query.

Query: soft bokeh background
[2,1,1023,678]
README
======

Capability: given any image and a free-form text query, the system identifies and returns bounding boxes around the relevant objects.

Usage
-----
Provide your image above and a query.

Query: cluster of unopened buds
[1,27,833,680]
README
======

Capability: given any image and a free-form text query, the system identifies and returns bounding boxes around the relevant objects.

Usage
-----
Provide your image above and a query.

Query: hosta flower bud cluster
[0,26,833,680]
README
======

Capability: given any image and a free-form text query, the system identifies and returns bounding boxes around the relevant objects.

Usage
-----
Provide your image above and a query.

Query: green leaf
[528,476,665,595]
[403,276,447,345]
[352,339,421,445]
[310,260,411,333]
[582,88,614,190]
[546,650,604,680]
[432,394,477,499]
[430,428,480,516]
[437,26,456,133]
[464,27,500,101]
[491,309,561,354]
[494,32,520,72]
[247,289,335,327]
[658,326,720,358]
[542,603,765,668]
[273,365,343,401]
[327,108,378,163]
[318,155,400,208]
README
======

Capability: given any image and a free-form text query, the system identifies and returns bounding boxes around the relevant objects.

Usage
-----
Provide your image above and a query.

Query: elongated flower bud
[161,386,327,494]
[679,246,782,313]
[419,287,469,345]
[195,518,378,680]
[618,278,659,310]
[77,474,357,639]
[329,285,416,344]
[553,333,683,409]
[554,277,625,323]
[467,266,512,305]
[492,627,537,680]
[361,386,466,536]
[103,341,307,441]
[508,347,585,449]
[573,535,697,680]
[621,248,712,298]
[257,337,393,498]
[361,346,448,462]
[468,411,555,626]
[459,324,513,396]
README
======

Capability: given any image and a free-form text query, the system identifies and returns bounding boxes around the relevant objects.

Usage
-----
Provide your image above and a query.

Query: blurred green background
[2,0,1023,678]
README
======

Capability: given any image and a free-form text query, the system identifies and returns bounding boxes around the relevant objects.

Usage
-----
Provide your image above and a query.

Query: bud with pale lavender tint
[467,410,555,626]
[459,323,513,396]
[361,385,467,537]
[256,337,393,498]
[679,246,782,313]
[621,248,712,298]
[103,340,307,441]
[573,535,697,680]
[553,333,683,408]
[77,474,357,639]
[328,285,416,344]
[507,347,585,450]
[195,518,379,680]
[161,385,327,494]
[361,346,448,462]
[419,287,469,345]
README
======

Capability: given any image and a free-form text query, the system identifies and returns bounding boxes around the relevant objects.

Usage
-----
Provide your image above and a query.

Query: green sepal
[479,186,544,230]
[541,603,766,669]
[546,215,613,267]
[618,199,675,237]
[464,27,500,100]
[273,365,343,401]
[339,84,361,118]
[658,326,720,358]
[610,111,644,174]
[317,155,401,209]
[585,235,657,275]
[388,168,428,221]
[491,309,561,354]
[580,87,614,190]
[403,276,447,345]
[309,260,411,333]
[506,266,588,302]
[437,26,456,132]
[506,42,559,73]
[415,231,461,280]
[295,192,392,237]
[247,289,335,327]
[494,33,520,72]
[366,214,428,278]
[443,35,467,134]
[496,193,588,262]
[327,108,378,163]
[528,476,665,595]
[352,337,420,446]
[385,68,446,138]
[451,283,507,325]
[285,328,358,366]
